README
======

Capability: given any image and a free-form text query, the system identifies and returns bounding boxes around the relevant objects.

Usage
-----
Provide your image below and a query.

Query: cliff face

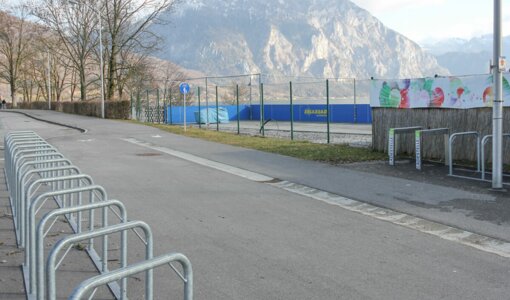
[152,0,448,78]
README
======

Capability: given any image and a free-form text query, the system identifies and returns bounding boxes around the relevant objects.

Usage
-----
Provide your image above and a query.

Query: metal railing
[481,133,510,182]
[70,252,193,300]
[388,126,423,166]
[4,130,193,300]
[415,128,450,170]
[448,131,481,179]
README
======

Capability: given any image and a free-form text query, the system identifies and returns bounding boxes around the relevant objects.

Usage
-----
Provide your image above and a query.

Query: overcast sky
[351,0,510,43]
[3,0,510,44]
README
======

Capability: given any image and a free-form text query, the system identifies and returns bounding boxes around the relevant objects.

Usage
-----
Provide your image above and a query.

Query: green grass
[130,121,385,164]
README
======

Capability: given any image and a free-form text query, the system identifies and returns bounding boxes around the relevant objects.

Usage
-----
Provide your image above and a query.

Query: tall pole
[47,50,51,110]
[290,81,294,140]
[98,2,105,119]
[205,77,209,126]
[183,92,187,131]
[326,79,330,144]
[492,0,503,189]
[249,76,253,120]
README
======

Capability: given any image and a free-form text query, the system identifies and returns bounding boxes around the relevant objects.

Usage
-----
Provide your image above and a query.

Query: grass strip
[137,122,385,164]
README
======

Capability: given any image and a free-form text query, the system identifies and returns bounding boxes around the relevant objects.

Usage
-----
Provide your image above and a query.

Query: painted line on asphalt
[123,138,274,182]
[123,137,510,258]
[270,180,510,258]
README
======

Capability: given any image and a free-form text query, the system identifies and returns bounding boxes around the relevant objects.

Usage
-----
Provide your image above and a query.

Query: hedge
[15,101,131,119]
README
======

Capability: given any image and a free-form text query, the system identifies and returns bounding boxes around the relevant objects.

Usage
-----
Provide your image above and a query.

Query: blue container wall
[251,104,372,123]
[165,104,371,124]
[166,105,251,123]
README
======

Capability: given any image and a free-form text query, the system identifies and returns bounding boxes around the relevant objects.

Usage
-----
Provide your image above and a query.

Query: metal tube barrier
[69,252,193,300]
[415,128,450,170]
[15,157,71,241]
[37,200,127,300]
[448,131,481,178]
[26,185,108,298]
[6,149,57,243]
[46,221,153,300]
[3,131,193,299]
[22,172,89,249]
[388,126,423,166]
[481,133,510,181]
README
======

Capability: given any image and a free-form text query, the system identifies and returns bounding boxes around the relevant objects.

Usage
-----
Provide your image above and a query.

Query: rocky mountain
[151,0,448,79]
[422,35,510,75]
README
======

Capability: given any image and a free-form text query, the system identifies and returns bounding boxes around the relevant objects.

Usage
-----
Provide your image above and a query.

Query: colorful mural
[370,73,510,109]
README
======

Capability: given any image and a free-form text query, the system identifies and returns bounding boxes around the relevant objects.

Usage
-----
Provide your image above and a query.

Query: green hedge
[15,101,131,119]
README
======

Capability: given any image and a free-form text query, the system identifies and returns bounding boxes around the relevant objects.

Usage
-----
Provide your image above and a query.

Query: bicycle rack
[46,221,152,300]
[480,133,510,183]
[415,128,450,170]
[388,126,423,166]
[70,253,193,300]
[37,200,128,300]
[3,131,193,300]
[448,131,481,180]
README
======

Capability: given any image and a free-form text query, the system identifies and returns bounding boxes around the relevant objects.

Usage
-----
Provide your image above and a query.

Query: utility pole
[492,0,504,189]
[47,51,51,110]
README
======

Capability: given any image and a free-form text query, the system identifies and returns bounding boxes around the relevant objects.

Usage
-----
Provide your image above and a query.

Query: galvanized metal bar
[197,86,201,128]
[47,221,152,300]
[290,81,294,141]
[36,200,127,300]
[260,83,265,136]
[236,84,240,135]
[448,131,480,177]
[26,185,107,296]
[481,133,510,180]
[69,252,192,300]
[23,173,90,250]
[326,79,330,144]
[388,126,423,166]
[493,0,504,189]
[414,128,449,170]
[215,86,219,131]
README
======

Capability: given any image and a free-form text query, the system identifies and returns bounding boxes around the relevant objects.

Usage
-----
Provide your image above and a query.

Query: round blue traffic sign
[179,82,190,94]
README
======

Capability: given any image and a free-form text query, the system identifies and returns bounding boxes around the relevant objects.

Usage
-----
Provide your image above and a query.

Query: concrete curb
[1,110,87,133]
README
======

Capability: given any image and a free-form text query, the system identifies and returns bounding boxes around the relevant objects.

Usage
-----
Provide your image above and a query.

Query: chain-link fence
[131,73,372,145]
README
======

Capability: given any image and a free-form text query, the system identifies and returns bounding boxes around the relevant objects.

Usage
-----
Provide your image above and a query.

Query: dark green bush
[14,101,130,119]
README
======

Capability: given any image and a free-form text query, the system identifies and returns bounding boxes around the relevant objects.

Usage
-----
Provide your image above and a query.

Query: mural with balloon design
[370,73,510,109]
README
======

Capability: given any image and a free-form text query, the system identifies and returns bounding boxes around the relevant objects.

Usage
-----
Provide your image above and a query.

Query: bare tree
[35,0,100,102]
[0,6,34,106]
[102,0,179,101]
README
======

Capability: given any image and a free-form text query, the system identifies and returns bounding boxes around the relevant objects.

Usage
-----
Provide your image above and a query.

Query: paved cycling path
[1,110,509,299]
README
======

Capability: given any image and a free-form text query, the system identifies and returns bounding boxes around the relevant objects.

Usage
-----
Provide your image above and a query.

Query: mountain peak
[153,0,447,78]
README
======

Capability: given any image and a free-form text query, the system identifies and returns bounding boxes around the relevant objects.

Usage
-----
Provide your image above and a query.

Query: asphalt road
[1,111,509,299]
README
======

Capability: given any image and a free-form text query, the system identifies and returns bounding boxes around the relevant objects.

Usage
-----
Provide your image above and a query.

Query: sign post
[179,82,190,131]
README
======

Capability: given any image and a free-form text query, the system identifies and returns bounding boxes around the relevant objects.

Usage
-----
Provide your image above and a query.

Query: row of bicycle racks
[4,131,193,299]
[388,126,509,183]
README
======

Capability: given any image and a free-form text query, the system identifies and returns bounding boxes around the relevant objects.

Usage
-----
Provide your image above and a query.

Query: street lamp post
[492,0,504,189]
[69,0,105,118]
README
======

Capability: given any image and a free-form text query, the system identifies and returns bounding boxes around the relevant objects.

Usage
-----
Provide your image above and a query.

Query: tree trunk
[79,68,86,101]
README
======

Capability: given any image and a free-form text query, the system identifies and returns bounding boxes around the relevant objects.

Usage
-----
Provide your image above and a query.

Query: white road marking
[123,138,273,182]
[151,135,162,138]
[123,137,510,258]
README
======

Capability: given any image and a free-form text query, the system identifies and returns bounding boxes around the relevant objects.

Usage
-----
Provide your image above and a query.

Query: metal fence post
[326,79,330,144]
[215,86,219,132]
[260,83,265,137]
[290,81,294,141]
[236,84,240,135]
[136,91,141,121]
[157,89,161,123]
[146,90,150,123]
[197,87,201,128]
[169,87,173,125]
[353,78,357,123]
